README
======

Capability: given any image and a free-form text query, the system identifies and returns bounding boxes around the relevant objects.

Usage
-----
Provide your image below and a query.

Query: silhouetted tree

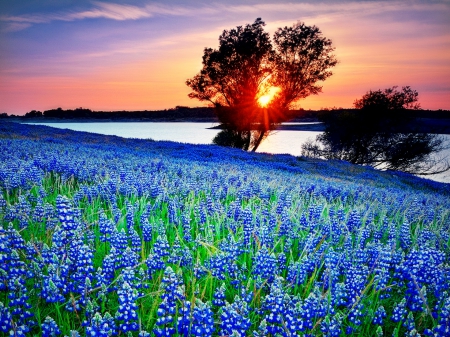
[25,110,43,118]
[187,18,337,151]
[302,86,450,175]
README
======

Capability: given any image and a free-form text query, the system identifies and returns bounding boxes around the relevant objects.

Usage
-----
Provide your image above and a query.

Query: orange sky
[1,1,449,114]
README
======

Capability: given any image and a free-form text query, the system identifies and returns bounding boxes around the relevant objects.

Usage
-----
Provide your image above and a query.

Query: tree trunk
[251,130,267,152]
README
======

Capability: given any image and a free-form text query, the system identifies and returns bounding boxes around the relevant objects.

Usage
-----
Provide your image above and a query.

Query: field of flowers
[0,121,449,337]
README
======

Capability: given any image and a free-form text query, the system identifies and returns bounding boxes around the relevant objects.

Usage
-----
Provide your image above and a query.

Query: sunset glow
[257,86,281,107]
[0,1,449,114]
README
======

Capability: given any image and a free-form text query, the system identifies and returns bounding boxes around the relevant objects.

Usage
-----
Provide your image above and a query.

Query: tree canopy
[302,86,450,175]
[186,18,337,151]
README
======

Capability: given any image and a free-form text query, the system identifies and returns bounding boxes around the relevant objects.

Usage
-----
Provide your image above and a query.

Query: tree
[186,18,337,151]
[302,86,450,175]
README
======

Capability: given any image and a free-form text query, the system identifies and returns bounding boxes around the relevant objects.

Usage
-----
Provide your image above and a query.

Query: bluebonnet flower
[391,298,407,323]
[258,224,274,248]
[427,294,450,336]
[279,208,293,237]
[42,316,61,337]
[358,226,372,248]
[346,210,361,233]
[8,277,34,330]
[197,205,207,229]
[403,311,417,334]
[97,248,117,289]
[0,302,13,333]
[168,198,179,224]
[400,222,412,250]
[41,265,66,304]
[110,228,128,254]
[112,206,122,225]
[33,201,45,223]
[321,248,342,290]
[0,194,6,211]
[213,283,226,308]
[277,252,286,270]
[261,277,289,335]
[299,287,327,331]
[120,246,139,269]
[344,265,369,306]
[69,243,94,293]
[120,266,137,285]
[194,263,207,279]
[98,211,114,242]
[320,313,343,337]
[115,281,139,333]
[154,267,185,337]
[330,282,347,308]
[287,255,317,286]
[56,195,78,238]
[86,311,116,337]
[168,236,182,265]
[176,300,191,336]
[253,245,278,283]
[6,224,27,250]
[5,249,27,284]
[253,319,268,337]
[308,204,322,223]
[190,299,215,337]
[146,253,165,279]
[154,233,170,258]
[241,207,253,245]
[182,212,192,242]
[125,200,136,232]
[219,295,251,337]
[399,248,445,297]
[141,218,153,242]
[348,302,365,327]
[372,305,386,325]
[209,252,230,280]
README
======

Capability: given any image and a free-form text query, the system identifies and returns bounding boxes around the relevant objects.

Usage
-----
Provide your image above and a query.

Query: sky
[1,0,449,115]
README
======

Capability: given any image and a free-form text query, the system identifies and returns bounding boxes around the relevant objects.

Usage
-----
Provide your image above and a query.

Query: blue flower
[212,283,226,308]
[0,302,13,333]
[98,211,114,242]
[154,267,185,337]
[372,305,386,325]
[86,311,116,337]
[42,316,61,337]
[253,245,278,283]
[191,299,215,337]
[219,296,251,337]
[391,298,407,323]
[116,281,139,333]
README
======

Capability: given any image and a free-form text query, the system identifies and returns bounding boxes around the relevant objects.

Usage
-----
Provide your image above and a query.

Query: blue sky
[1,0,449,114]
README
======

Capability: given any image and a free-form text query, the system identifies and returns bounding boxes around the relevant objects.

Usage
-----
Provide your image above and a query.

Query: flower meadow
[0,122,449,337]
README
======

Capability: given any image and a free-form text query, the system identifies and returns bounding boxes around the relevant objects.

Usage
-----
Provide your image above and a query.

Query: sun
[257,86,281,107]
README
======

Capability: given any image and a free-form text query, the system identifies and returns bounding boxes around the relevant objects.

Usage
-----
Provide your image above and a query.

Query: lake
[23,122,450,183]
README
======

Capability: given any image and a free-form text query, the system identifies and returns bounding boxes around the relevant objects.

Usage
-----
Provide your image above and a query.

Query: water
[23,122,450,183]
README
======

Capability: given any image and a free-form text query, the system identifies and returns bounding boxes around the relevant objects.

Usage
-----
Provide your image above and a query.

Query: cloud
[1,0,448,32]
[1,22,32,32]
[69,2,153,21]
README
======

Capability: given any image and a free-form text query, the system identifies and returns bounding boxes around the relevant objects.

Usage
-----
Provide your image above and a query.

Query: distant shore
[10,117,220,123]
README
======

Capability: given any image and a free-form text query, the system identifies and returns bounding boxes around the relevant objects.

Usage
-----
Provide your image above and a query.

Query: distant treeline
[18,106,218,120]
[1,106,450,120]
